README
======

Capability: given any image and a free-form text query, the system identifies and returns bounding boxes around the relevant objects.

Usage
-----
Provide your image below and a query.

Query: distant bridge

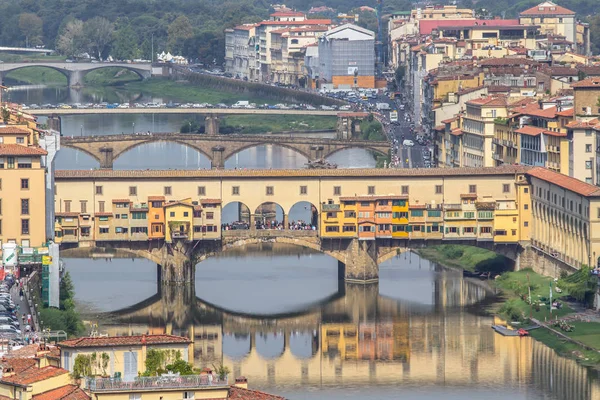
[0,62,152,87]
[60,132,390,169]
[0,46,54,54]
[30,108,340,116]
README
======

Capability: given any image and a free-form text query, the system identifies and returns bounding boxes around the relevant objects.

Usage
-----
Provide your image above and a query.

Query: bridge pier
[310,145,324,160]
[205,115,220,135]
[335,239,379,283]
[157,242,196,284]
[99,147,114,169]
[68,70,84,87]
[211,145,224,169]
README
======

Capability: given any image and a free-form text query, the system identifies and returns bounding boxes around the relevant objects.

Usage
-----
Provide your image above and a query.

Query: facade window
[266,186,274,195]
[80,201,87,214]
[64,200,71,212]
[410,210,424,217]
[18,158,31,168]
[524,204,529,210]
[503,184,510,193]
[7,157,14,169]
[326,226,340,232]
[586,177,593,184]
[586,144,592,153]
[193,210,201,218]
[129,186,137,196]
[169,212,175,217]
[524,187,529,193]
[183,212,189,217]
[435,185,443,194]
[469,184,477,193]
[21,219,29,235]
[16,137,24,144]
[368,186,375,195]
[21,179,29,189]
[206,212,214,219]
[96,186,103,195]
[198,186,206,196]
[232,186,240,195]
[99,201,105,212]
[334,186,341,196]
[524,221,529,227]
[132,212,147,219]
[586,161,592,169]
[164,186,172,195]
[401,185,409,195]
[481,226,492,234]
[300,185,307,195]
[21,199,29,215]
[0,199,2,215]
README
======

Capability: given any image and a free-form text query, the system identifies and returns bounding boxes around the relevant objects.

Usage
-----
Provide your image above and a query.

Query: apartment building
[519,1,577,51]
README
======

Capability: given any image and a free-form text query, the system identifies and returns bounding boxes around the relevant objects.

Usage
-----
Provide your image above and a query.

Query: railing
[321,204,340,211]
[222,229,318,238]
[87,375,228,392]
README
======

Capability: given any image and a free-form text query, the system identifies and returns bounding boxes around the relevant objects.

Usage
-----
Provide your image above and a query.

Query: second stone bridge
[60,133,391,168]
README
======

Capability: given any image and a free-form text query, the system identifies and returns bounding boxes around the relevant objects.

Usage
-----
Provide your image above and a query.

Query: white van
[403,139,414,147]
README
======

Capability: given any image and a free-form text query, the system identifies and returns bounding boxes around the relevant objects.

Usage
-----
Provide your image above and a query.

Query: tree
[56,19,87,58]
[18,13,43,47]
[167,15,194,54]
[85,17,114,60]
[165,359,194,375]
[112,25,139,61]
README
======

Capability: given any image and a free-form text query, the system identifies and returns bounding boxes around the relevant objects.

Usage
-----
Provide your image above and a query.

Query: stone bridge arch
[324,145,389,159]
[2,64,70,84]
[221,142,312,165]
[112,138,214,164]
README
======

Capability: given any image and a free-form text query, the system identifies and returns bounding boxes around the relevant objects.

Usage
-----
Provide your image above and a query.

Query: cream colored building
[0,125,48,248]
[519,1,576,49]
[411,5,474,20]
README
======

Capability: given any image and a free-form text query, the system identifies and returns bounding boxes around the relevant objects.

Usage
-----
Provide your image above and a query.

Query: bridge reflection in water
[91,257,600,399]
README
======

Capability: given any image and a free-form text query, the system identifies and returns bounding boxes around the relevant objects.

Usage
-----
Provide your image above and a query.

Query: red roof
[0,144,47,156]
[148,196,165,201]
[1,358,36,374]
[0,366,68,385]
[0,126,30,135]
[200,199,222,204]
[571,77,600,88]
[33,385,90,400]
[419,19,519,35]
[228,386,285,400]
[111,199,131,204]
[467,96,508,106]
[259,19,331,26]
[58,334,191,348]
[520,2,575,16]
[270,11,305,17]
[556,108,574,117]
[527,167,600,197]
[515,125,565,137]
[514,104,559,119]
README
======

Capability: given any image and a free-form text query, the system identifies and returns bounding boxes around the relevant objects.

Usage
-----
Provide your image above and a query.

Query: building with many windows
[519,1,577,51]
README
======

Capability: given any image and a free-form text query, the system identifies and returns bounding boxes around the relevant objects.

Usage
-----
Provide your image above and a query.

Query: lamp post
[80,124,83,137]
[132,122,135,134]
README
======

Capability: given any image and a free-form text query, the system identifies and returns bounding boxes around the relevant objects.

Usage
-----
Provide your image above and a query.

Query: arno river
[15,84,600,399]
[65,247,600,400]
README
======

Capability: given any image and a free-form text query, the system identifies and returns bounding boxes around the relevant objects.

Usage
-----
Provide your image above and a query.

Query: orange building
[148,196,165,239]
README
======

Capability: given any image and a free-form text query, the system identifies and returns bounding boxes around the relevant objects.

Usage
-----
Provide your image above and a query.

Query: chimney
[141,334,146,345]
[2,366,15,378]
[235,376,248,389]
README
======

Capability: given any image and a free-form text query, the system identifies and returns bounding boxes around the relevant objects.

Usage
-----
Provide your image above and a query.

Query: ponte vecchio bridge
[60,133,390,169]
[53,166,600,284]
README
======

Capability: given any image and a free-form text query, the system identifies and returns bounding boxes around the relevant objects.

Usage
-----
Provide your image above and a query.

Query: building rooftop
[515,125,566,137]
[571,77,600,88]
[55,166,531,180]
[528,167,600,197]
[0,144,47,156]
[519,1,575,16]
[479,57,538,67]
[58,334,191,349]
[0,126,30,135]
[32,385,90,400]
[419,19,519,35]
[467,96,508,106]
[514,103,560,119]
[258,19,331,26]
[339,195,408,201]
[0,366,68,386]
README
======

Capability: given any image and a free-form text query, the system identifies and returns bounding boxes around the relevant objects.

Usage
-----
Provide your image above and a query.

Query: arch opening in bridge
[222,201,251,226]
[224,144,309,169]
[4,66,68,85]
[255,202,285,229]
[325,147,379,168]
[223,333,252,360]
[114,141,211,170]
[83,67,145,85]
[289,331,318,359]
[55,147,100,169]
[255,332,285,360]
[288,201,318,229]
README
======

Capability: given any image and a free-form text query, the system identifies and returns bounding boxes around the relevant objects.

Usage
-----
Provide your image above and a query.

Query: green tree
[167,15,194,54]
[18,13,43,47]
[84,17,114,60]
[72,354,92,379]
[56,19,87,58]
[165,359,194,375]
[112,25,139,61]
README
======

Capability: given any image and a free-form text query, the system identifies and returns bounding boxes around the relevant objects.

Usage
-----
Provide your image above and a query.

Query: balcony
[322,204,340,212]
[87,375,228,393]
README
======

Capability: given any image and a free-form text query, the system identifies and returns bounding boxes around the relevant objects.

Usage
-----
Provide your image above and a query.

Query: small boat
[492,325,529,337]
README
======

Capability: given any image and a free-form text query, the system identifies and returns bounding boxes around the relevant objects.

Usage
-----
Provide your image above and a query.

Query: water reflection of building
[97,259,600,399]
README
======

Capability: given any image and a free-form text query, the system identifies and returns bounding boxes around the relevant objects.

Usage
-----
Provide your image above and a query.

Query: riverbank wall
[171,68,344,107]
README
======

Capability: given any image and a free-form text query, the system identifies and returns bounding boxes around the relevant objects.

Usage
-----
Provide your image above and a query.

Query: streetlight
[132,122,135,134]
[80,124,83,137]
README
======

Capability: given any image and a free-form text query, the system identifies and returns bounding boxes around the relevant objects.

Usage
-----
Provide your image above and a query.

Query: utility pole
[151,33,154,63]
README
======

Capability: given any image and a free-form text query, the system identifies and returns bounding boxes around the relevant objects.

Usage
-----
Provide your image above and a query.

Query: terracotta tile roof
[460,193,478,198]
[551,66,579,76]
[442,116,458,124]
[513,103,559,119]
[111,199,131,203]
[556,108,574,117]
[520,2,575,16]
[56,212,80,217]
[479,58,538,67]
[270,11,305,17]
[467,96,508,106]
[258,19,331,26]
[234,24,256,31]
[571,77,600,88]
[409,204,427,209]
[434,124,445,131]
[527,167,600,197]
[3,344,51,360]
[164,200,193,208]
[450,128,464,136]
[148,196,165,201]
[33,385,90,400]
[515,125,565,137]
[566,119,600,129]
[58,334,191,349]
[200,199,222,204]
[94,212,113,217]
[487,85,511,93]
[419,19,519,35]
[0,144,47,156]
[228,386,285,400]
[0,366,68,386]
[0,126,30,135]
[1,357,36,373]
[578,66,600,76]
